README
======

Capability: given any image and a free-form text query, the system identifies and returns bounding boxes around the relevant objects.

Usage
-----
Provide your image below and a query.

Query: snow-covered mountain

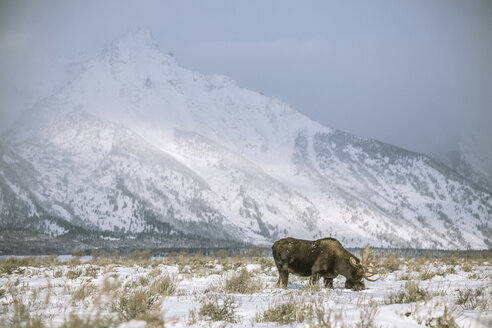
[435,132,492,193]
[1,30,490,252]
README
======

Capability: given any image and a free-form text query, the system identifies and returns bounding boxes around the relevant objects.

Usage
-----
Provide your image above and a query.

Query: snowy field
[0,250,490,327]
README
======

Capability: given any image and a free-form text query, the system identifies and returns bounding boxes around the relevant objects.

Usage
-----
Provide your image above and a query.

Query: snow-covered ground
[0,253,490,327]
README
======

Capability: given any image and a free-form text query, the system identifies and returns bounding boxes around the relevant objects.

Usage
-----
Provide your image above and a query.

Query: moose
[272,237,379,291]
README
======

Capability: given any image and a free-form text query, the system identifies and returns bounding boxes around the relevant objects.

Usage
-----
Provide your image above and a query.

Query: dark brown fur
[272,237,365,290]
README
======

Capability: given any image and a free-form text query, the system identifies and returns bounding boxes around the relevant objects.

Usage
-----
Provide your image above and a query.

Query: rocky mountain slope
[435,132,492,193]
[1,30,490,252]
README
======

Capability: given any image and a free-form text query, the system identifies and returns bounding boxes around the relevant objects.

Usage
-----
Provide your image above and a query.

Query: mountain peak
[115,28,159,49]
[101,29,162,63]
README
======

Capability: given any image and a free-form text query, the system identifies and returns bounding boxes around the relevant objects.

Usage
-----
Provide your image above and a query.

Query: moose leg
[272,248,290,288]
[277,269,289,288]
[310,258,327,286]
[309,272,320,285]
[323,277,334,289]
[273,257,289,288]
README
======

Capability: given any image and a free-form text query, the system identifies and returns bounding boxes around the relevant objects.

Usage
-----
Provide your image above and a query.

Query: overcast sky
[1,0,491,158]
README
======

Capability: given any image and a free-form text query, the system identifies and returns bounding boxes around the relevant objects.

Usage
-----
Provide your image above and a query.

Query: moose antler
[361,244,380,282]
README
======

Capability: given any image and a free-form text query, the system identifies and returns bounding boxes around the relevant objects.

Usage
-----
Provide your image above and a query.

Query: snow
[0,255,490,327]
[44,221,68,237]
[2,177,38,217]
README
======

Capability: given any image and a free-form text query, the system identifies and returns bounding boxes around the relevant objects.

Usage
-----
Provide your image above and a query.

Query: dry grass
[224,268,263,294]
[398,271,413,281]
[61,313,115,328]
[417,268,445,281]
[113,289,160,321]
[256,298,306,324]
[198,293,239,323]
[126,249,152,261]
[377,254,401,273]
[462,262,473,272]
[66,269,83,280]
[0,250,490,327]
[71,282,97,304]
[149,274,177,296]
[445,266,457,275]
[355,299,379,328]
[385,281,432,304]
[455,287,490,310]
[83,266,100,278]
[10,298,44,328]
[0,257,53,275]
[100,275,122,296]
[424,306,459,328]
[255,296,340,327]
[108,273,171,326]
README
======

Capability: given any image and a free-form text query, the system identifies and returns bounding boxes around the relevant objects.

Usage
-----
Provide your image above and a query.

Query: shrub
[198,293,238,323]
[399,272,413,281]
[258,301,300,324]
[0,257,28,275]
[64,256,81,268]
[90,249,110,259]
[72,249,87,257]
[385,281,430,304]
[441,254,460,266]
[149,274,176,296]
[188,308,198,325]
[380,254,401,272]
[135,311,166,328]
[84,266,99,278]
[445,266,456,275]
[0,256,58,274]
[101,275,121,295]
[71,283,97,304]
[148,268,161,279]
[114,290,159,321]
[246,246,268,258]
[301,283,322,293]
[66,270,83,280]
[139,276,150,287]
[256,256,275,272]
[61,313,115,328]
[418,269,438,281]
[456,287,488,310]
[310,302,335,328]
[356,300,379,328]
[126,249,152,261]
[461,263,473,272]
[224,268,263,294]
[424,306,459,328]
[10,297,44,328]
[215,249,229,258]
[256,298,317,324]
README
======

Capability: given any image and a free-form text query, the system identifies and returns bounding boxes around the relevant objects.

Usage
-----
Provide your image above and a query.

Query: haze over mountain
[435,133,492,193]
[1,30,490,253]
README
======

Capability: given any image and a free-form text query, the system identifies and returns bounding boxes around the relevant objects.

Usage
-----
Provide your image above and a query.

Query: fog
[1,0,491,159]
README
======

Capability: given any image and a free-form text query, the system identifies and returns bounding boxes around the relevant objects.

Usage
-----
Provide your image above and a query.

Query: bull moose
[272,237,379,290]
